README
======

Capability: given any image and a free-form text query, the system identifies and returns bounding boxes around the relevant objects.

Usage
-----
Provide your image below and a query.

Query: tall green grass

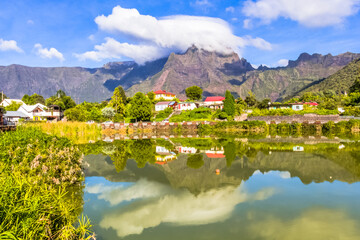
[0,127,94,239]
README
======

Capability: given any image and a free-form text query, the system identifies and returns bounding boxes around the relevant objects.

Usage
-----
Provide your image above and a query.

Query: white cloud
[87,179,276,238]
[277,59,289,67]
[242,0,360,27]
[77,5,272,64]
[226,6,235,13]
[34,43,65,61]
[27,20,34,25]
[0,39,23,53]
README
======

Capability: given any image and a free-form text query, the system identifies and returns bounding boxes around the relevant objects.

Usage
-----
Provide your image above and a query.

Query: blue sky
[0,0,360,68]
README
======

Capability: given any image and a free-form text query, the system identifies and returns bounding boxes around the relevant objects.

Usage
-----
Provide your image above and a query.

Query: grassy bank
[0,127,94,239]
[24,122,102,144]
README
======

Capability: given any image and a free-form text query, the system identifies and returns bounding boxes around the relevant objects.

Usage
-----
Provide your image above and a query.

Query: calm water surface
[81,137,360,240]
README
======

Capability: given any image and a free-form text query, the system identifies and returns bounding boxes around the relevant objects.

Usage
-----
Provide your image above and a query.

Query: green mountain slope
[297,58,360,95]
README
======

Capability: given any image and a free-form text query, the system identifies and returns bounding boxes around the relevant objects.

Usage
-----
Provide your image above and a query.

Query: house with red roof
[154,90,176,100]
[203,96,225,110]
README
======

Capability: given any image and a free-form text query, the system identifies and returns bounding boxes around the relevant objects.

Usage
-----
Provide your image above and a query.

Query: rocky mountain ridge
[1,48,359,102]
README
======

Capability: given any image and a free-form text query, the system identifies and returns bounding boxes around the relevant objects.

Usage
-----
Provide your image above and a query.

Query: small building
[155,146,177,164]
[291,102,318,111]
[269,102,318,111]
[154,90,177,100]
[3,111,30,125]
[155,101,172,112]
[176,146,197,154]
[177,102,197,111]
[0,99,25,107]
[18,104,63,121]
[203,96,225,110]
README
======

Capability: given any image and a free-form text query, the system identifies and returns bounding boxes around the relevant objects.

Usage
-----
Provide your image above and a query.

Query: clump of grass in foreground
[24,121,101,144]
[0,127,94,239]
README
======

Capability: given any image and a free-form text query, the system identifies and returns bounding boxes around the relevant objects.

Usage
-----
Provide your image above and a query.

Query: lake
[81,136,360,240]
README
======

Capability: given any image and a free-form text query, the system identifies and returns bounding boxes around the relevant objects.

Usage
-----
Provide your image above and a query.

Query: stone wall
[247,114,351,124]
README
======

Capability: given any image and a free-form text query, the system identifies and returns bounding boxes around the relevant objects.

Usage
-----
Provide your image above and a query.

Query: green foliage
[156,107,173,120]
[109,87,126,117]
[224,90,235,116]
[147,91,155,102]
[350,78,360,93]
[129,92,152,121]
[299,58,360,95]
[235,97,247,115]
[102,107,115,120]
[186,154,204,169]
[245,91,258,107]
[341,106,360,116]
[45,90,76,110]
[249,108,338,117]
[258,98,271,109]
[0,128,93,239]
[170,107,212,122]
[22,93,45,105]
[185,86,203,100]
[64,101,105,122]
[4,102,23,111]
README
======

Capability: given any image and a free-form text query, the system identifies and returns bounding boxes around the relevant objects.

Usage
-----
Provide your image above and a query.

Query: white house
[0,99,25,107]
[18,104,63,121]
[155,145,177,164]
[155,102,171,112]
[203,96,225,110]
[291,102,318,111]
[3,111,30,125]
[154,90,176,100]
[176,102,197,111]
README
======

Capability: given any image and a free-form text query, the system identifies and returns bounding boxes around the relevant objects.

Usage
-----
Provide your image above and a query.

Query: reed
[0,127,94,239]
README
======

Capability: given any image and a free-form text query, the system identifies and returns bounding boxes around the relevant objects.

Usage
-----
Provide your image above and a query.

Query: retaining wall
[247,114,352,124]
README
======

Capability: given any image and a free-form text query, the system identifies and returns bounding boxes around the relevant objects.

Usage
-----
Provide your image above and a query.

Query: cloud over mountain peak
[77,5,272,64]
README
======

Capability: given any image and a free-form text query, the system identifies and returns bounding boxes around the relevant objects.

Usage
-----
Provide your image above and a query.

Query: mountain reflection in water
[81,137,360,240]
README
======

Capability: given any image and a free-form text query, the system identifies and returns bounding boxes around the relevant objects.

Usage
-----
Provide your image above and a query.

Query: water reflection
[87,179,274,238]
[81,137,360,239]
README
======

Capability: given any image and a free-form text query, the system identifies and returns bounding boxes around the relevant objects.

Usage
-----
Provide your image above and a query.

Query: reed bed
[24,122,102,144]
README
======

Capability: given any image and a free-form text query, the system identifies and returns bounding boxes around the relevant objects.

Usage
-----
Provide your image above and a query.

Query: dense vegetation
[0,128,93,239]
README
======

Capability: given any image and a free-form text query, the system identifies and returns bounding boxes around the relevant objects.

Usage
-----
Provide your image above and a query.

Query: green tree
[258,98,271,109]
[129,92,152,121]
[5,102,23,111]
[109,87,126,117]
[22,93,45,105]
[235,97,247,115]
[186,154,204,169]
[147,91,155,102]
[245,91,258,107]
[46,90,76,110]
[102,107,115,120]
[185,86,203,100]
[224,90,235,116]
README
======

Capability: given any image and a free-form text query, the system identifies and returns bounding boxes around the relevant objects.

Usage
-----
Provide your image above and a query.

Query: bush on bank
[0,127,94,239]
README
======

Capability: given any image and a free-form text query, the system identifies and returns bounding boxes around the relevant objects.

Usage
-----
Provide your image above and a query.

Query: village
[1,87,340,128]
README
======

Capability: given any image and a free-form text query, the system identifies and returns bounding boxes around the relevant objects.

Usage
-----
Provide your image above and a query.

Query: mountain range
[1,47,359,102]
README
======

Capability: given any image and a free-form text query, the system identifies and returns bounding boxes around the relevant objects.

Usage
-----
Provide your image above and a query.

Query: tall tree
[185,86,203,100]
[258,98,271,109]
[244,91,258,107]
[224,90,235,116]
[129,92,152,121]
[22,93,45,105]
[109,87,126,116]
[46,90,76,110]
